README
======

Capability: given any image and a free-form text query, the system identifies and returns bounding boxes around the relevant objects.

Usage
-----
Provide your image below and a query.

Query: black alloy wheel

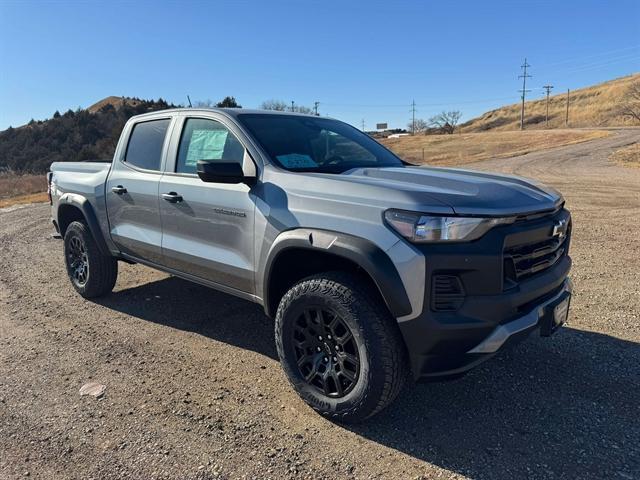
[63,220,118,298]
[292,307,360,397]
[67,234,89,287]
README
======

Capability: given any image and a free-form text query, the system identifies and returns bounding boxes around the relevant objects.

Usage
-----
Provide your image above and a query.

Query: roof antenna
[187,95,192,108]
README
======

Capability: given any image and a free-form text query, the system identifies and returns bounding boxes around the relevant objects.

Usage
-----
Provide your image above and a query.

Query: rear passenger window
[176,118,245,174]
[124,119,171,171]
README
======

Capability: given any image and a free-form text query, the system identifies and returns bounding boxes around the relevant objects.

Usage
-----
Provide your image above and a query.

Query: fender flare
[57,193,111,256]
[262,228,412,319]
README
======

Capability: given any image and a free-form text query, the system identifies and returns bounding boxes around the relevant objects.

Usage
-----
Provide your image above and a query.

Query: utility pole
[361,119,366,131]
[313,101,319,116]
[565,89,570,127]
[410,99,417,135]
[543,85,554,128]
[187,95,192,108]
[518,58,532,130]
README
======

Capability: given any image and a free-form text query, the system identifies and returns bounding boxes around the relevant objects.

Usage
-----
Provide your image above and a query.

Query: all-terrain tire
[63,220,118,298]
[275,271,408,423]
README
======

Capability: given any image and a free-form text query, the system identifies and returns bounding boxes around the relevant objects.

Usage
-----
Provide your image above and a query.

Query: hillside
[0,97,175,173]
[381,129,609,166]
[87,96,144,113]
[461,73,640,131]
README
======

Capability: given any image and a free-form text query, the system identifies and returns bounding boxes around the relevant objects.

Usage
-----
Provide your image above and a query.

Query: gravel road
[1,129,639,480]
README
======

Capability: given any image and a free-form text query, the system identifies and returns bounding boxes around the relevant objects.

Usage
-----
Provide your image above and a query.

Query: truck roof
[129,107,328,122]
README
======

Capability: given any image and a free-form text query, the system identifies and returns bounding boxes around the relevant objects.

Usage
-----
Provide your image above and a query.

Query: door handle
[111,185,127,195]
[162,192,183,203]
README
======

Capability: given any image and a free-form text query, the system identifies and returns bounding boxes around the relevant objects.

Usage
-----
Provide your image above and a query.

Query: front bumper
[467,277,572,354]
[400,273,572,380]
[397,208,572,380]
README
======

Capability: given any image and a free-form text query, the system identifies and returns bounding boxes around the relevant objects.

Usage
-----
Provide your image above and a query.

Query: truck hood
[341,166,563,216]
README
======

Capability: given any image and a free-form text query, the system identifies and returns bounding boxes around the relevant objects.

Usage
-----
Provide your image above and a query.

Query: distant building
[387,133,410,139]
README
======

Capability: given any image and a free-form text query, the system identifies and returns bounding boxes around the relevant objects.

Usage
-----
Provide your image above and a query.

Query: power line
[519,58,532,130]
[322,96,517,108]
[536,45,640,69]
[554,54,640,76]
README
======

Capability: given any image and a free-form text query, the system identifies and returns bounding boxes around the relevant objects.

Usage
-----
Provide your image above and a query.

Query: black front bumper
[398,209,572,380]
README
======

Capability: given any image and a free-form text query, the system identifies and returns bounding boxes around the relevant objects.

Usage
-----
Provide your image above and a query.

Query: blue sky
[0,0,638,131]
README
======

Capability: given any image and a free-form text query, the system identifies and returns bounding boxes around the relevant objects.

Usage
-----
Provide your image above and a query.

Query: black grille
[431,275,465,311]
[504,228,569,283]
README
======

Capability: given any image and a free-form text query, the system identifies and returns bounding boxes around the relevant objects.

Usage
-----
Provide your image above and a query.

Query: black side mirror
[197,160,248,184]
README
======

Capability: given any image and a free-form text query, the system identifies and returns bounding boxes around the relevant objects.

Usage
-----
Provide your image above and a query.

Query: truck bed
[50,161,111,198]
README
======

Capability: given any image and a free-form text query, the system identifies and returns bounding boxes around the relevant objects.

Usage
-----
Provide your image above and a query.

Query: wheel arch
[262,229,412,319]
[57,195,110,256]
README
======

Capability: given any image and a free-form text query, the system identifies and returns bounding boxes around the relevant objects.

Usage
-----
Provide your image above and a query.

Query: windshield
[237,114,404,173]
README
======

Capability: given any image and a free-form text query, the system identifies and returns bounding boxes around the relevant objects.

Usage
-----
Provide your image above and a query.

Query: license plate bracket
[540,292,571,337]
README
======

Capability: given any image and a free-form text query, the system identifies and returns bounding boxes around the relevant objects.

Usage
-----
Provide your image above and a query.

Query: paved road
[1,129,639,479]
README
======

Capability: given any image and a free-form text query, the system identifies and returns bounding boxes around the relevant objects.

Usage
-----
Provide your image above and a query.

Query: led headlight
[384,210,515,243]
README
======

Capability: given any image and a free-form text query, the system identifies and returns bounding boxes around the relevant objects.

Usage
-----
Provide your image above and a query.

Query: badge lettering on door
[213,208,246,218]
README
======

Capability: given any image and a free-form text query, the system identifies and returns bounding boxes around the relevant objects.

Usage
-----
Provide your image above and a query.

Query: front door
[159,116,256,293]
[105,118,171,264]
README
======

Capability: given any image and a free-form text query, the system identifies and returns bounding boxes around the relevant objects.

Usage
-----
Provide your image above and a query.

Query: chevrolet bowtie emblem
[552,219,568,239]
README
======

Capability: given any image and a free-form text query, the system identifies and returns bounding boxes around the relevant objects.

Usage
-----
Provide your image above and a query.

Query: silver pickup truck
[48,108,572,422]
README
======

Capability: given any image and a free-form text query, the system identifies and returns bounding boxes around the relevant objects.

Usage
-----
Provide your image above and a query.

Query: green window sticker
[185,129,229,166]
[276,153,318,169]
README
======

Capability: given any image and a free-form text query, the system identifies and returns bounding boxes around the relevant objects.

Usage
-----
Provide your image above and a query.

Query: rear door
[158,114,256,293]
[106,117,172,264]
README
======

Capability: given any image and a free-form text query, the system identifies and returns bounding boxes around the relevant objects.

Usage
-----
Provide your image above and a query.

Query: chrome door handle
[111,185,127,194]
[162,192,183,203]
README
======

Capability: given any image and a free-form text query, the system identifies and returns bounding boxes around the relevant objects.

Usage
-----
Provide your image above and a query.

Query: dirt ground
[1,129,639,480]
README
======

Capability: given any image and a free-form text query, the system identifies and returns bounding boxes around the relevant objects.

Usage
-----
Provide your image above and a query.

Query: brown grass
[381,129,610,166]
[87,96,142,113]
[0,172,47,199]
[0,172,48,207]
[0,192,49,208]
[609,142,640,168]
[461,73,640,132]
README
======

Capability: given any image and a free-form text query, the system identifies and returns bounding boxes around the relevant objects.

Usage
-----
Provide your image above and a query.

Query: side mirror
[197,160,252,184]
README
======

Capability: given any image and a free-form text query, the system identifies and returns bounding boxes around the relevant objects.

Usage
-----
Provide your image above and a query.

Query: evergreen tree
[0,97,177,173]
[216,96,242,108]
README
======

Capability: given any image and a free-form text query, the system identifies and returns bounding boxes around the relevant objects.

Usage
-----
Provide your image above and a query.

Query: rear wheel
[63,221,117,298]
[275,272,408,423]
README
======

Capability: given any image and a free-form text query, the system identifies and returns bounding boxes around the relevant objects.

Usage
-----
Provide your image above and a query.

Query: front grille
[504,220,570,284]
[431,274,465,311]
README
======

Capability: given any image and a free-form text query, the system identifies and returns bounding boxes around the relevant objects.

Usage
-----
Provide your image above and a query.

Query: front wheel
[63,220,118,298]
[275,272,408,423]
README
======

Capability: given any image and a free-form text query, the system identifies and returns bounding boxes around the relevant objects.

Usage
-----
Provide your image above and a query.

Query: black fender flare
[57,194,111,256]
[262,229,412,319]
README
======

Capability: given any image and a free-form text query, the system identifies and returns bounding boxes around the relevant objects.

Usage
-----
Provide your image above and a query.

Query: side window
[176,118,245,174]
[124,119,171,171]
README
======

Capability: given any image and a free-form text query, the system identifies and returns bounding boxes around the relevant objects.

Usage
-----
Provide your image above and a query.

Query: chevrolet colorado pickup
[48,108,572,422]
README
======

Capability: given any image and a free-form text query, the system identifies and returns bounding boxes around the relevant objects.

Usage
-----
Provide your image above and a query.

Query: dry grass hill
[381,129,609,166]
[461,73,640,131]
[87,96,144,113]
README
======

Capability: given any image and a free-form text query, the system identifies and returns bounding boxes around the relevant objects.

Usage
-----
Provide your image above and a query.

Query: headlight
[384,209,515,243]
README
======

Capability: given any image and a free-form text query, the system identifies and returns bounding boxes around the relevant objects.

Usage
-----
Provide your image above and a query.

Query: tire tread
[64,221,117,298]
[275,271,407,422]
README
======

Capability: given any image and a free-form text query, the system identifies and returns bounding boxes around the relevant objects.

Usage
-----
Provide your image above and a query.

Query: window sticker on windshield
[185,129,228,166]
[276,153,318,169]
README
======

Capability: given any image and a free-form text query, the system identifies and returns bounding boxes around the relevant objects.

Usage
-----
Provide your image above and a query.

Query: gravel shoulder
[1,129,639,479]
